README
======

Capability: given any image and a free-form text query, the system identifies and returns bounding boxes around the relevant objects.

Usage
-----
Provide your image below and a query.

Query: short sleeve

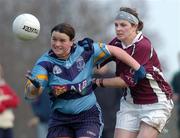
[93,42,111,66]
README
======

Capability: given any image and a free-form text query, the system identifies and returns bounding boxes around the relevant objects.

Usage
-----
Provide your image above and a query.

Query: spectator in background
[171,52,180,138]
[27,90,51,138]
[0,64,20,138]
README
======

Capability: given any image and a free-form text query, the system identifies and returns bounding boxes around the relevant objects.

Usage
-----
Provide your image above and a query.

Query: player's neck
[122,33,137,46]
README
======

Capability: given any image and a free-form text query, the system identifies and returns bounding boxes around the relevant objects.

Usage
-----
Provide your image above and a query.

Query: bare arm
[93,45,145,88]
[107,45,140,70]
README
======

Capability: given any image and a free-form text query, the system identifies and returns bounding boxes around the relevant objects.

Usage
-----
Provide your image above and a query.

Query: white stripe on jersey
[146,73,168,102]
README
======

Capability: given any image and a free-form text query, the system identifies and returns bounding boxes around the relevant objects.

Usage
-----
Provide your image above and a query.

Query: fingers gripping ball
[12,13,40,40]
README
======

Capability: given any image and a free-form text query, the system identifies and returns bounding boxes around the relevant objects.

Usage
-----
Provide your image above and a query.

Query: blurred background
[0,0,179,137]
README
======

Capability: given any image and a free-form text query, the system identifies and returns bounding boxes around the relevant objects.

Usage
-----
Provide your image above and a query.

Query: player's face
[114,20,137,43]
[51,31,74,59]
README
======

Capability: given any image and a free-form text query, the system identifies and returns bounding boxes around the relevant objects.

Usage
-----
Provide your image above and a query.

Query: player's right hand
[25,71,40,88]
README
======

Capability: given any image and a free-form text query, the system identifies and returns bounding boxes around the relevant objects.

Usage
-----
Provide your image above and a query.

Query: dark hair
[119,7,143,31]
[51,23,75,40]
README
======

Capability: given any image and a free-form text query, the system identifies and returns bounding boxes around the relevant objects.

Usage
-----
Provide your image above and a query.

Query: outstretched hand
[134,66,146,84]
[25,71,40,88]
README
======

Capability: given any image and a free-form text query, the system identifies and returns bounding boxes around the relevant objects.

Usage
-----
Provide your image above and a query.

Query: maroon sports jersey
[109,34,173,104]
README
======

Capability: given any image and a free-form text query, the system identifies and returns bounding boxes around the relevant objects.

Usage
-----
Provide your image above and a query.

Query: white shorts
[115,98,174,132]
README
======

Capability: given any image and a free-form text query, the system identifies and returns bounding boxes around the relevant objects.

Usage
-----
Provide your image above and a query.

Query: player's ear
[70,38,75,46]
[71,38,75,42]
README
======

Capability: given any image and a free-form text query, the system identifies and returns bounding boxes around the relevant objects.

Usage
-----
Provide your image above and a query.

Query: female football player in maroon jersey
[94,7,174,138]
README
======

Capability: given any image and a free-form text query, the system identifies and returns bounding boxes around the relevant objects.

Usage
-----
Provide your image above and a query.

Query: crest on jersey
[52,85,67,96]
[53,65,62,74]
[76,56,85,71]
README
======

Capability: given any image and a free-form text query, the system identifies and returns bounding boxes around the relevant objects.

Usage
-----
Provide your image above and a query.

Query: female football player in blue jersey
[94,7,174,138]
[24,22,146,138]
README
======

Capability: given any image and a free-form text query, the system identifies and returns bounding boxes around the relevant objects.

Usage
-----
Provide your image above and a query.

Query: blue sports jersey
[30,42,111,114]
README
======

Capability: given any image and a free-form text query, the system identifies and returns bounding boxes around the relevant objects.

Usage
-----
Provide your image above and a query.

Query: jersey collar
[121,31,143,49]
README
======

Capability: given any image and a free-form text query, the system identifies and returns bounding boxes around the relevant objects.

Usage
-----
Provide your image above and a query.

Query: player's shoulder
[34,50,53,68]
[77,37,94,51]
[108,37,119,45]
[140,35,151,45]
[136,35,152,50]
[93,42,106,48]
[36,51,50,62]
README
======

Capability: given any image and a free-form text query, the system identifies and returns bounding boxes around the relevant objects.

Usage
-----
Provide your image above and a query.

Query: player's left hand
[133,65,146,84]
[25,71,40,88]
